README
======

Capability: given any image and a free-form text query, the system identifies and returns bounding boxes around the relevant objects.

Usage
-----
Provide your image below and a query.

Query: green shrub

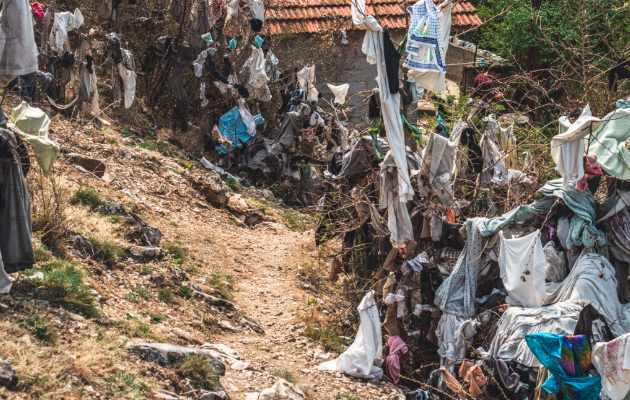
[125,293,140,304]
[207,272,234,301]
[85,237,123,262]
[115,318,164,342]
[33,258,100,318]
[23,313,56,343]
[134,286,150,298]
[178,285,193,298]
[150,314,167,324]
[272,368,296,384]
[164,241,187,263]
[33,243,52,262]
[174,354,218,390]
[220,175,241,192]
[158,288,173,303]
[72,187,101,210]
[303,326,342,353]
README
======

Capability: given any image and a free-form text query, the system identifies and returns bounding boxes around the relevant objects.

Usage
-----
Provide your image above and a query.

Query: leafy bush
[164,241,187,263]
[23,313,56,343]
[85,237,123,262]
[72,187,101,210]
[174,354,218,390]
[157,288,173,303]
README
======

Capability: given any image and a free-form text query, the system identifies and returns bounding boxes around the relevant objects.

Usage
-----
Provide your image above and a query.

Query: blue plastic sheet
[216,108,265,153]
[217,106,250,153]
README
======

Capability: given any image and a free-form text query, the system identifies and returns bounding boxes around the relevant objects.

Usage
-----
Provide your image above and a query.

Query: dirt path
[193,221,405,400]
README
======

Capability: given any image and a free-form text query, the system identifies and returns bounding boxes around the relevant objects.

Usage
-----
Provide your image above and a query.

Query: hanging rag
[592,332,630,400]
[350,0,414,247]
[417,132,456,208]
[496,359,520,391]
[0,127,36,279]
[8,102,58,177]
[49,9,84,51]
[405,0,452,92]
[209,0,226,19]
[588,100,630,179]
[439,367,468,400]
[543,242,566,284]
[576,153,603,193]
[245,46,271,101]
[459,360,487,397]
[200,83,208,107]
[238,99,256,136]
[253,35,264,48]
[498,229,547,308]
[297,66,319,102]
[552,105,602,188]
[31,3,45,20]
[478,179,605,250]
[117,53,136,109]
[318,291,383,379]
[327,83,349,104]
[525,333,601,400]
[0,0,39,76]
[434,218,485,317]
[384,336,408,384]
[545,251,630,338]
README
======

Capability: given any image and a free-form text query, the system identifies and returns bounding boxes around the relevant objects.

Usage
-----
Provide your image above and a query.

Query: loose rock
[0,358,18,389]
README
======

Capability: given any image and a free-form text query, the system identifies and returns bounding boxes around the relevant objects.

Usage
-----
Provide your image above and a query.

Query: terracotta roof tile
[264,0,482,35]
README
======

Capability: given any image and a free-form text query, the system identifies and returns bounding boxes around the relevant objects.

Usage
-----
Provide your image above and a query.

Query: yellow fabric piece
[500,124,519,170]
[8,102,59,177]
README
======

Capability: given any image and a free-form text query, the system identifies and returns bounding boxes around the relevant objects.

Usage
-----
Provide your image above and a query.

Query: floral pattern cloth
[592,332,630,400]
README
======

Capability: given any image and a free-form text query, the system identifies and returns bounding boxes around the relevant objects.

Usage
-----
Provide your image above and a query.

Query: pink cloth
[385,336,408,384]
[576,153,603,192]
[31,3,45,20]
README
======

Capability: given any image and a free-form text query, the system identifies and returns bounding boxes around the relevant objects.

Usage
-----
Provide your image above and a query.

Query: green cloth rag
[588,107,630,179]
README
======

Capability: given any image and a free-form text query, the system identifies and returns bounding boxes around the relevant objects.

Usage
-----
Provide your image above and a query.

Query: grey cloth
[488,301,604,367]
[610,257,630,304]
[478,179,605,249]
[546,251,630,337]
[168,66,188,128]
[41,7,52,51]
[379,151,413,246]
[543,242,566,283]
[417,132,456,208]
[351,187,389,236]
[434,218,486,318]
[0,128,35,275]
[605,208,630,263]
[595,189,630,223]
[0,0,38,76]
[557,217,570,249]
[264,103,310,158]
[325,136,389,180]
[78,63,92,102]
[121,50,135,72]
[189,2,212,49]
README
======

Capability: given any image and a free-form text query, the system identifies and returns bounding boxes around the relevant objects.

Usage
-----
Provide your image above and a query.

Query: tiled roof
[264,0,482,35]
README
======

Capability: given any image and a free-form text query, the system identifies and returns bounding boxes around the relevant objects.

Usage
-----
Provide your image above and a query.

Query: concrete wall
[272,31,477,124]
[445,43,477,83]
